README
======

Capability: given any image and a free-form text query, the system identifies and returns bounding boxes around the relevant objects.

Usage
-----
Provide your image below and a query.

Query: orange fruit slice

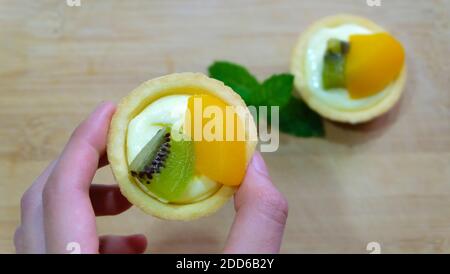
[345,33,405,99]
[185,94,247,186]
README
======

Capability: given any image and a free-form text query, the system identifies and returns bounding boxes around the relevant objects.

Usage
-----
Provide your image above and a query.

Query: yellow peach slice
[186,94,247,186]
[345,33,405,99]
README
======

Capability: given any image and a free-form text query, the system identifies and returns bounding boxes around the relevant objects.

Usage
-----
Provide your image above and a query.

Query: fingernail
[251,152,269,177]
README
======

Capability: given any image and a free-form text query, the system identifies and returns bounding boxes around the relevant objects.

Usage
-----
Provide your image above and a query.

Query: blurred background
[0,0,449,253]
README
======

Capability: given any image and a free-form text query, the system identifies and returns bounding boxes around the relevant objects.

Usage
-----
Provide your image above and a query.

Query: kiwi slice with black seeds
[146,137,195,202]
[129,127,169,181]
[129,127,195,202]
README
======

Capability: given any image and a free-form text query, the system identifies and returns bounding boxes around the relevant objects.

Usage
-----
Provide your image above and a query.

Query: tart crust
[291,14,406,124]
[107,73,258,220]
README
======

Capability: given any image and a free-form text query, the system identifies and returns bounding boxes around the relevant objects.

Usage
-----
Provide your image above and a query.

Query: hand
[14,102,146,254]
[15,102,288,253]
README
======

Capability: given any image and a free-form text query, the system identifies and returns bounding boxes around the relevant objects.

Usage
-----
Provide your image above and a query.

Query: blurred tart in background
[291,14,406,124]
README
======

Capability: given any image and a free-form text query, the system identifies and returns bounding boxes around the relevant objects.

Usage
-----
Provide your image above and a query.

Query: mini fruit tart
[107,73,258,220]
[291,14,406,124]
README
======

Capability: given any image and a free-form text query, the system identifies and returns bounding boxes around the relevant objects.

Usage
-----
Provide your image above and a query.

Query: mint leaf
[279,97,325,137]
[208,61,260,106]
[260,74,293,108]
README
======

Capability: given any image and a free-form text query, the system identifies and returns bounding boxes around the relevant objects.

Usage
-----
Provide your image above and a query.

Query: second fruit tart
[291,14,406,124]
[107,73,258,220]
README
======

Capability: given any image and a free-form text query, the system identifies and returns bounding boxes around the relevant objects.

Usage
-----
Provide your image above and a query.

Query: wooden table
[1,0,449,253]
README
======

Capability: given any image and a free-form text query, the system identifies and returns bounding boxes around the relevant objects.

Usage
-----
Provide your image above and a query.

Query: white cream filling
[127,95,221,204]
[305,24,394,111]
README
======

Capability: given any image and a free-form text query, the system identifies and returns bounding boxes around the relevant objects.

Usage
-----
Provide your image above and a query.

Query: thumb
[224,152,289,254]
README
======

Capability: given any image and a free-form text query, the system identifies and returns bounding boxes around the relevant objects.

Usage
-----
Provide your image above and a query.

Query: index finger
[42,102,116,253]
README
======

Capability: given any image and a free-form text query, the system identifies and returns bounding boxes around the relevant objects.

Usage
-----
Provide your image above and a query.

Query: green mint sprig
[208,61,325,138]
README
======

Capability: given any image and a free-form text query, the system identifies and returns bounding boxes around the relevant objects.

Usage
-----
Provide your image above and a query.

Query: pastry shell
[291,14,406,124]
[107,73,258,220]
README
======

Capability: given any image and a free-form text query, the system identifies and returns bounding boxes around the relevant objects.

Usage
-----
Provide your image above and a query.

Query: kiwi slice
[146,137,195,202]
[322,38,350,90]
[129,127,169,177]
[326,38,350,55]
[129,127,195,202]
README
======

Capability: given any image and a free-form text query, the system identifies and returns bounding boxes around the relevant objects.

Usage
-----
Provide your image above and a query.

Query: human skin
[14,102,288,254]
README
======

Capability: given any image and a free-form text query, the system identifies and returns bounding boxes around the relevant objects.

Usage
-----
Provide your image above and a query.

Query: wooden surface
[0,0,449,253]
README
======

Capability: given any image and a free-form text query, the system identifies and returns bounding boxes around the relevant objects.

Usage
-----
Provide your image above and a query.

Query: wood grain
[0,0,449,253]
